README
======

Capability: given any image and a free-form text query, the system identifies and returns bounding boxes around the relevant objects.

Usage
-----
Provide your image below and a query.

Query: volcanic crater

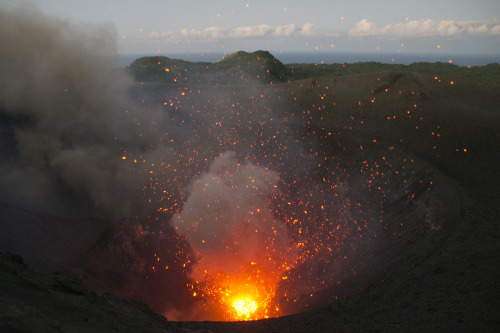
[1,50,499,331]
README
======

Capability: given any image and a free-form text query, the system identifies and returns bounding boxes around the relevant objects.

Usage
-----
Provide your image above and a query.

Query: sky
[6,0,500,57]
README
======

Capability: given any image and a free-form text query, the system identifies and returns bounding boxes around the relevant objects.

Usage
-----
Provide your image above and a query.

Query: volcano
[1,36,499,332]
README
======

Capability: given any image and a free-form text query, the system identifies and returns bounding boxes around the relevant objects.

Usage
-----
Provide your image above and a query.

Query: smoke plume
[173,151,297,276]
[0,4,173,217]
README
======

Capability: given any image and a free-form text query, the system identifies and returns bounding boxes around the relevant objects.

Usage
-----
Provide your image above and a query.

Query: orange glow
[232,297,257,320]
[190,254,295,321]
[172,152,299,321]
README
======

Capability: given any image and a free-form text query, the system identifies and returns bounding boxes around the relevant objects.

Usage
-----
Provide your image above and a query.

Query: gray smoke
[0,3,173,217]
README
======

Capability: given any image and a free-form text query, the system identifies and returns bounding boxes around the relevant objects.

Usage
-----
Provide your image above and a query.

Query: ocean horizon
[116,51,500,68]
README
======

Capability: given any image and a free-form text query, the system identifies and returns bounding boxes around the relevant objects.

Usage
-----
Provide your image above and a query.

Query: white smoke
[172,151,297,280]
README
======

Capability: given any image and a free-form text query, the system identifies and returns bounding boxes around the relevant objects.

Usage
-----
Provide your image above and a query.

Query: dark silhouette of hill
[289,61,500,81]
[128,50,500,84]
[217,50,290,82]
[0,252,181,333]
[128,55,212,84]
[128,50,290,85]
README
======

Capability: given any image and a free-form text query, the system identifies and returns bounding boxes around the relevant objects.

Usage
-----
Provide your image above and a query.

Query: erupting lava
[172,152,298,320]
[232,297,258,320]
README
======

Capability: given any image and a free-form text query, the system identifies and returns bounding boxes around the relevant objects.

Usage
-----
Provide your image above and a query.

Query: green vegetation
[218,50,290,82]
[128,50,291,85]
[289,61,500,81]
[127,50,500,84]
[128,56,212,84]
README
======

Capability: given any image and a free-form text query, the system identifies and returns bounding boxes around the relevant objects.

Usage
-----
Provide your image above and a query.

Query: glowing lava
[173,152,298,320]
[232,297,257,320]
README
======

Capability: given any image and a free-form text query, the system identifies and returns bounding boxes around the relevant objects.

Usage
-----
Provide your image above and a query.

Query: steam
[172,151,297,279]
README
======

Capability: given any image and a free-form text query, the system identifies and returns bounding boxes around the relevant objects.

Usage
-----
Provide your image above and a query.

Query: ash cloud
[0,4,173,217]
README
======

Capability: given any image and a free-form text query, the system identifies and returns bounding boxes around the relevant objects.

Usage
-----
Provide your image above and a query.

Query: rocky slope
[0,252,181,333]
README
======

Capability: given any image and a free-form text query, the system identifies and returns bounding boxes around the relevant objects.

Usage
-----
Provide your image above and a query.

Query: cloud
[492,24,500,35]
[300,23,318,36]
[149,30,174,39]
[179,26,226,40]
[150,23,309,43]
[351,18,500,37]
[229,24,274,38]
[273,24,296,37]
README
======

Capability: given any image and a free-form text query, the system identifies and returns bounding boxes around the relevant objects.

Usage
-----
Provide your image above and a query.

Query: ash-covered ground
[1,4,499,332]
